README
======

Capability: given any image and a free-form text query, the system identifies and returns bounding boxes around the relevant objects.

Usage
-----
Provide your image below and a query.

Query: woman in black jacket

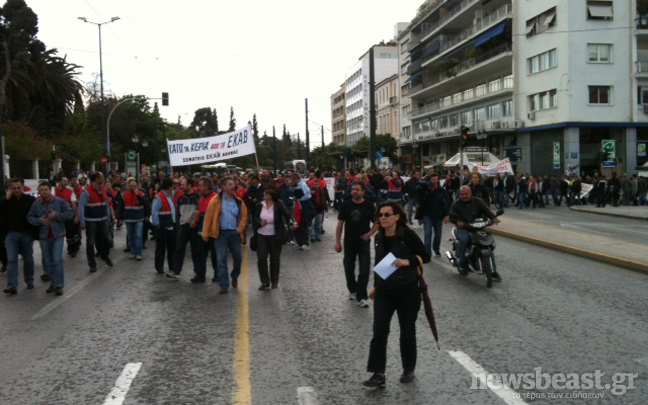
[363,201,430,388]
[252,187,296,290]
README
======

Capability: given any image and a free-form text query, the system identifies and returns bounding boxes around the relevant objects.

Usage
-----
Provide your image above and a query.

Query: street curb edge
[568,207,648,221]
[489,228,648,275]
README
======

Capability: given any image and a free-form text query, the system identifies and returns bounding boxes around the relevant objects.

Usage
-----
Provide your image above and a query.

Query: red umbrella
[417,257,440,350]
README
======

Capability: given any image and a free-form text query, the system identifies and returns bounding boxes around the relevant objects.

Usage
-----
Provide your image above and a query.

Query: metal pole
[273,126,277,175]
[369,47,377,169]
[305,99,310,162]
[99,23,107,174]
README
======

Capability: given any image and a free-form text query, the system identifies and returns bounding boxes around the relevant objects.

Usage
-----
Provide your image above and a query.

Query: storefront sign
[602,139,616,168]
[553,142,560,169]
[638,142,647,158]
[504,147,522,164]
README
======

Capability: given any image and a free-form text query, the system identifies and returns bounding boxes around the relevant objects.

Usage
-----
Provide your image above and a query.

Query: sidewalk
[489,217,648,274]
[568,204,648,220]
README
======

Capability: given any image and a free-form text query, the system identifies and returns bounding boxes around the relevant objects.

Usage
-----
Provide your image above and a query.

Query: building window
[526,7,557,37]
[587,1,613,20]
[474,107,485,121]
[587,44,612,63]
[502,100,513,117]
[638,87,648,104]
[450,114,459,126]
[528,89,558,111]
[528,49,557,74]
[460,110,472,125]
[589,86,611,104]
[487,103,501,119]
[475,84,487,97]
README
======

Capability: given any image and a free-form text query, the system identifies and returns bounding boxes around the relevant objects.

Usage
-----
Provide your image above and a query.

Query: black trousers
[0,228,7,266]
[64,219,81,254]
[155,226,177,273]
[367,282,421,374]
[343,240,371,301]
[256,233,282,286]
[173,224,201,275]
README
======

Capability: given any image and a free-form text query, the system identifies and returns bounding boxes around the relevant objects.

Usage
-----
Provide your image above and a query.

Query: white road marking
[31,256,126,320]
[103,362,142,405]
[448,350,528,405]
[297,387,318,405]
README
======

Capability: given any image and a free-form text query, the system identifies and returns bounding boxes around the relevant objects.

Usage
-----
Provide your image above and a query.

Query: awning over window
[475,21,507,47]
[588,4,613,18]
[544,12,556,26]
[525,21,536,35]
[404,72,422,84]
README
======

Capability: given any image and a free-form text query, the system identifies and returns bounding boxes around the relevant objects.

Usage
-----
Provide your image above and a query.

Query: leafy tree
[228,106,236,131]
[353,134,398,161]
[190,107,218,136]
[252,113,258,142]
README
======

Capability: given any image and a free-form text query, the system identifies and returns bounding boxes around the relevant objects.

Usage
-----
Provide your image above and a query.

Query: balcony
[636,61,648,75]
[421,4,512,68]
[410,0,480,48]
[637,16,648,30]
[410,43,513,99]
[410,77,513,119]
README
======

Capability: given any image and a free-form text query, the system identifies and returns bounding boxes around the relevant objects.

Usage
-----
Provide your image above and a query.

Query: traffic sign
[127,150,137,161]
[101,157,108,164]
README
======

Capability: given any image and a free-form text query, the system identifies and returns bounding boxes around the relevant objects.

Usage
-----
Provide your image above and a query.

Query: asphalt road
[0,212,646,405]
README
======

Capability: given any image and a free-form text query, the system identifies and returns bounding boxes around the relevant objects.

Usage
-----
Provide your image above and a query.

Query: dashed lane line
[102,362,142,405]
[30,256,127,321]
[297,387,318,405]
[448,350,528,405]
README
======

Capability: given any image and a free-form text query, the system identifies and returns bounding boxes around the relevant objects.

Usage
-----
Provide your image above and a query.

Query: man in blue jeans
[415,173,451,257]
[27,181,74,296]
[1,178,36,295]
[202,177,248,294]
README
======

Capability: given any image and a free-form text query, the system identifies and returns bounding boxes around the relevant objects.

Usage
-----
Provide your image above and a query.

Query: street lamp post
[78,16,120,174]
[476,130,488,165]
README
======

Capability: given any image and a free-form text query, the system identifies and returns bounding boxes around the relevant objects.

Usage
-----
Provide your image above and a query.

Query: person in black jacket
[403,171,420,225]
[252,187,296,290]
[415,173,451,257]
[449,186,500,280]
[363,201,430,389]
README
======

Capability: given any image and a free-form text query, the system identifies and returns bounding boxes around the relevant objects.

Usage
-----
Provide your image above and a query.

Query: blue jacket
[27,196,75,239]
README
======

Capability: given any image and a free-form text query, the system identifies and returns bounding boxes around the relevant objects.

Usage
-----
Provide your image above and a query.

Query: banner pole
[254,152,261,172]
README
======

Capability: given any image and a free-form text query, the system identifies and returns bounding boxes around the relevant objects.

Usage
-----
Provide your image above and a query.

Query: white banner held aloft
[166,126,255,167]
[468,158,514,177]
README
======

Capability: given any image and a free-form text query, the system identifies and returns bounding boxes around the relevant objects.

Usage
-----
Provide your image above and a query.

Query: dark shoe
[310,238,315,243]
[89,267,97,273]
[190,277,206,284]
[231,278,238,288]
[46,285,56,293]
[363,373,386,388]
[155,269,164,274]
[258,284,270,291]
[315,237,322,242]
[271,284,278,289]
[54,287,63,296]
[321,229,325,234]
[400,371,415,383]
[491,272,502,282]
[26,283,34,290]
[70,251,77,258]
[103,257,113,267]
[40,274,50,282]
[219,287,228,294]
[4,288,17,295]
[123,248,131,253]
[211,276,219,283]
[165,271,180,280]
[434,251,441,257]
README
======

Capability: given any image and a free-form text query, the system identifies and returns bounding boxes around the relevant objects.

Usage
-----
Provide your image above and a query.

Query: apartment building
[375,74,400,140]
[344,43,399,146]
[331,85,346,145]
[399,0,646,176]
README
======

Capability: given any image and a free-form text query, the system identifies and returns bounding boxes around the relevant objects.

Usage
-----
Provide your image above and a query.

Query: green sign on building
[553,142,560,169]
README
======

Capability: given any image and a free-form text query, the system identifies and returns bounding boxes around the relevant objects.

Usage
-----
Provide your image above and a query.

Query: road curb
[568,207,648,221]
[490,228,648,275]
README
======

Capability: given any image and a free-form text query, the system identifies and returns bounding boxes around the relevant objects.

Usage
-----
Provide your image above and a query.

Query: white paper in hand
[373,252,398,279]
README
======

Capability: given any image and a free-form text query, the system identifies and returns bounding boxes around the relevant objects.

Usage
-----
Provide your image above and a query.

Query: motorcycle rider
[449,186,501,281]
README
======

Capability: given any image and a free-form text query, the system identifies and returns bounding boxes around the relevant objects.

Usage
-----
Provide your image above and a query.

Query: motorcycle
[445,210,504,288]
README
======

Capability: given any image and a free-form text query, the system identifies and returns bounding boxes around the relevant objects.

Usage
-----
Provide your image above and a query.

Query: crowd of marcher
[1,164,644,388]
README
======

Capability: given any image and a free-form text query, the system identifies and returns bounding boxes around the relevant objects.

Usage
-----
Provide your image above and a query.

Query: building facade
[344,44,399,146]
[331,84,346,145]
[399,0,646,176]
[375,74,400,140]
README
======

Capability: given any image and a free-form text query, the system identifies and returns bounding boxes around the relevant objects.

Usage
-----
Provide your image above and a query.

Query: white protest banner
[580,183,593,199]
[323,177,335,201]
[166,125,255,167]
[468,158,514,177]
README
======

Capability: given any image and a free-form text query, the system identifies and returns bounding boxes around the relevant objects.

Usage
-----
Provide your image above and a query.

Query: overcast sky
[27,0,423,149]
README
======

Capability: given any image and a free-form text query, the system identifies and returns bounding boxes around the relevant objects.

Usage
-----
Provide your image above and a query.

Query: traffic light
[162,92,169,106]
[460,125,469,148]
